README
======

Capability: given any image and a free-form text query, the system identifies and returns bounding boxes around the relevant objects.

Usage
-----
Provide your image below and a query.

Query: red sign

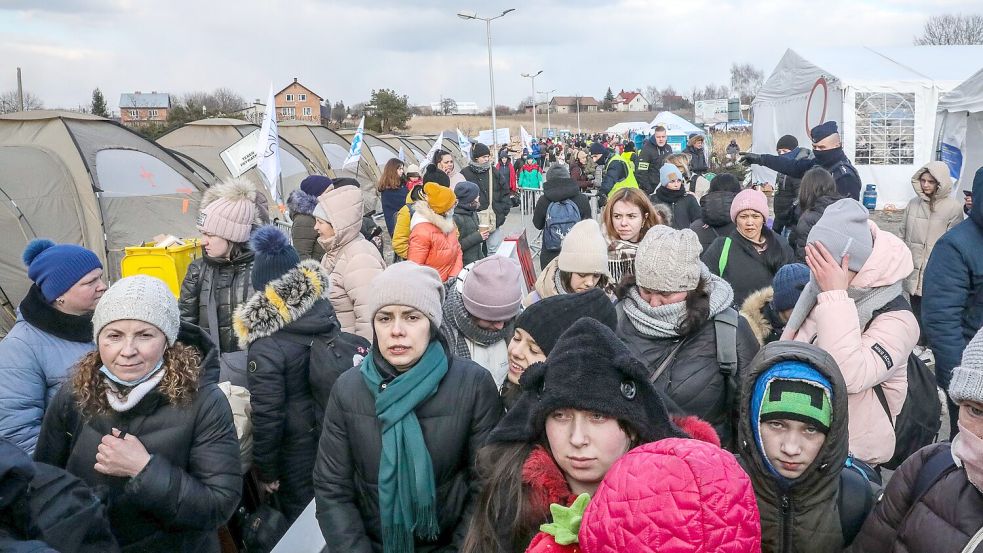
[806,77,829,137]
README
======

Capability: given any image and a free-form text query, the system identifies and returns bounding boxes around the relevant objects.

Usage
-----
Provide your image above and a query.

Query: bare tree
[517,95,534,111]
[0,90,43,113]
[644,85,661,106]
[914,13,983,45]
[211,87,246,114]
[730,63,764,103]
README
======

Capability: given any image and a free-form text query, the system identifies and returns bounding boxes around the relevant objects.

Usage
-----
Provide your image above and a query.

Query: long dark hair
[559,271,609,293]
[615,276,710,336]
[798,167,837,212]
[432,148,452,166]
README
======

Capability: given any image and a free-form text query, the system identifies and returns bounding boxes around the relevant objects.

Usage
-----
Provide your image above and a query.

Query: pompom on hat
[22,239,103,303]
[250,225,301,290]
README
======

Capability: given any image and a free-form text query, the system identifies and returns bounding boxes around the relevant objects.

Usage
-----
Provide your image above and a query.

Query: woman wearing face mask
[313,262,503,553]
[648,163,701,230]
[615,226,760,449]
[848,327,983,553]
[703,188,794,307]
[503,289,616,410]
[899,161,963,353]
[463,317,718,553]
[35,276,242,553]
[524,220,610,307]
[602,188,667,287]
[0,240,106,454]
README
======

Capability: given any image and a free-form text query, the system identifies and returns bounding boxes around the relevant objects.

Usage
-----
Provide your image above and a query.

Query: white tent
[751,46,983,208]
[936,67,983,193]
[648,112,703,136]
[606,121,651,134]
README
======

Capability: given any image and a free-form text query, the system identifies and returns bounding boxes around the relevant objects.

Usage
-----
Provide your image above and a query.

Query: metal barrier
[519,187,542,216]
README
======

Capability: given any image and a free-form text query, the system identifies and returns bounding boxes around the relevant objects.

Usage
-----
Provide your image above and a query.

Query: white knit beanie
[634,226,703,292]
[557,220,609,276]
[92,276,180,345]
[950,327,983,405]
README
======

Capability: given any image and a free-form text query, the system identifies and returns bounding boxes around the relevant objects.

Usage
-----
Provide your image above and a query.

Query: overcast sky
[0,0,979,113]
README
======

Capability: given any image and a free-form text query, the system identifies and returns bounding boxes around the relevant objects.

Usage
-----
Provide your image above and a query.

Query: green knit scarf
[360,341,447,553]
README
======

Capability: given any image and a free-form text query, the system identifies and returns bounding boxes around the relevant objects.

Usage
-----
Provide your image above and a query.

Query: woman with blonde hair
[602,187,666,287]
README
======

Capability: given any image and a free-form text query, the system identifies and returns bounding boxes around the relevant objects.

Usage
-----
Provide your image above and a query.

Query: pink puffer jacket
[580,438,760,553]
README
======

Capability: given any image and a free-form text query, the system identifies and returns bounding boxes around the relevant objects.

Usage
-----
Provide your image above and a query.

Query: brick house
[119,92,171,126]
[549,96,600,114]
[275,78,323,123]
[613,90,651,112]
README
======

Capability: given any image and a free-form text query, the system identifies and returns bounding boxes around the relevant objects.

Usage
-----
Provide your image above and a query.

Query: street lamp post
[538,88,556,138]
[521,70,542,138]
[576,94,581,135]
[457,8,515,156]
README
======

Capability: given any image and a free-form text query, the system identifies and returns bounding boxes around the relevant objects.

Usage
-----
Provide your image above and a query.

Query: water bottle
[862,184,878,211]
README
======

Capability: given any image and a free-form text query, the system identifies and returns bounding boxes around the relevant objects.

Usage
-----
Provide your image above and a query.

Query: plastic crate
[120,239,202,297]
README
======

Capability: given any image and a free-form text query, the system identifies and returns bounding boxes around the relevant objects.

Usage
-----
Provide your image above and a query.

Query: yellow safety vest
[607,153,639,197]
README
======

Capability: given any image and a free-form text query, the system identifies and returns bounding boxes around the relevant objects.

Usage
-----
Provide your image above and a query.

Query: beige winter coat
[317,186,386,341]
[899,161,964,296]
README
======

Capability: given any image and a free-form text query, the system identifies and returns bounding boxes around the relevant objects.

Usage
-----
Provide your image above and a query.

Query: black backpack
[866,297,942,470]
[307,331,370,429]
[837,455,881,547]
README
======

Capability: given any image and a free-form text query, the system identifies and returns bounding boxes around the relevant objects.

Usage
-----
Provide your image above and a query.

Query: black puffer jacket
[689,191,737,251]
[532,175,592,267]
[233,260,337,519]
[179,247,255,353]
[313,342,503,553]
[464,163,511,229]
[34,324,242,553]
[614,301,759,449]
[772,148,814,234]
[702,229,795,307]
[286,189,326,261]
[788,195,840,262]
[636,137,674,194]
[650,186,702,230]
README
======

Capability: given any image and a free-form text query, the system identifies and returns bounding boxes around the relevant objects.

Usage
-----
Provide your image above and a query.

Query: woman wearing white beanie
[35,275,242,553]
[524,219,610,307]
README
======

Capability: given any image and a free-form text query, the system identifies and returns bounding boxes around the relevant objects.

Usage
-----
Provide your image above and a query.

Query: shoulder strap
[910,444,957,507]
[962,525,983,553]
[872,384,895,429]
[713,307,739,375]
[649,339,687,385]
[838,457,876,547]
[718,237,732,276]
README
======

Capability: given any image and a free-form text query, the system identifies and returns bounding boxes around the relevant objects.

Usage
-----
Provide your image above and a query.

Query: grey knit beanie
[368,262,446,327]
[634,226,703,292]
[546,163,571,181]
[92,276,180,345]
[806,199,873,273]
[557,220,610,276]
[950,327,983,405]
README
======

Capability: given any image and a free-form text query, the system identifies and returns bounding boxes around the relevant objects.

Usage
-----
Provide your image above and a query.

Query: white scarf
[105,370,165,412]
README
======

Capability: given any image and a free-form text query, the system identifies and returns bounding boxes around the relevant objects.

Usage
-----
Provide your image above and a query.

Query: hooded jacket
[316,186,386,341]
[464,162,511,228]
[740,287,786,346]
[737,342,851,553]
[233,260,336,519]
[532,174,592,231]
[453,183,486,266]
[788,194,840,262]
[34,323,242,553]
[781,222,918,465]
[636,137,674,194]
[650,185,701,230]
[286,188,327,261]
[391,190,417,259]
[923,167,983,389]
[899,161,964,296]
[518,163,544,190]
[522,258,564,308]
[409,202,464,282]
[689,190,738,251]
[0,286,94,454]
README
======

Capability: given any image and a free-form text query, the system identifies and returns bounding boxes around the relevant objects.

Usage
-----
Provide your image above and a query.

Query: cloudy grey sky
[0,0,979,113]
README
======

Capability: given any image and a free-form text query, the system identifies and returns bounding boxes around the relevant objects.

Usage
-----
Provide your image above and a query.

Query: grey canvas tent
[379,135,428,166]
[0,110,210,333]
[361,133,400,171]
[157,118,324,210]
[277,121,380,214]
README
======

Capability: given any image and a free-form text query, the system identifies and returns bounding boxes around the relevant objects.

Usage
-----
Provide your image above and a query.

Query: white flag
[255,83,282,203]
[343,117,365,168]
[398,145,406,162]
[457,128,471,159]
[520,126,533,154]
[422,131,444,169]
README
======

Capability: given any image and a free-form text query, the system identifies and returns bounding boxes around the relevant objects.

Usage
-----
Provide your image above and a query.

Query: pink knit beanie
[730,189,770,223]
[196,178,258,243]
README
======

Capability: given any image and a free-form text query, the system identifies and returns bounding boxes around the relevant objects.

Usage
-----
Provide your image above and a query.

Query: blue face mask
[99,358,165,388]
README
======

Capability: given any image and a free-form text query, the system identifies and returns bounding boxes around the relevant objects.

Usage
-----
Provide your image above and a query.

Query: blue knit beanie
[771,263,810,312]
[300,175,332,198]
[250,226,300,290]
[22,239,103,303]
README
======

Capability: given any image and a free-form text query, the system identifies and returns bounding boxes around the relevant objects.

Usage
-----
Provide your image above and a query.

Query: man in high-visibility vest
[590,143,638,207]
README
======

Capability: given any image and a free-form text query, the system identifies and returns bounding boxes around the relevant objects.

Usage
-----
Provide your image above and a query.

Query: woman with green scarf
[313,261,504,553]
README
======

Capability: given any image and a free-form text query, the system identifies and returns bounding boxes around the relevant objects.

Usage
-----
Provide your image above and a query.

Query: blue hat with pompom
[250,226,300,290]
[22,239,103,303]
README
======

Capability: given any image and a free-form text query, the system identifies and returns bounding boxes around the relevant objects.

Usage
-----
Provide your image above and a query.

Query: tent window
[854,92,915,165]
[94,149,195,198]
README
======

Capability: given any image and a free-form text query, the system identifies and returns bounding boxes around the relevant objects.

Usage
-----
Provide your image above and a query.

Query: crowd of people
[0,117,981,553]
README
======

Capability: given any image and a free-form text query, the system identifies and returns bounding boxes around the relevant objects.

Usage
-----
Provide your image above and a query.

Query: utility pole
[16,67,24,112]
[576,94,581,134]
[521,70,542,138]
[538,89,556,138]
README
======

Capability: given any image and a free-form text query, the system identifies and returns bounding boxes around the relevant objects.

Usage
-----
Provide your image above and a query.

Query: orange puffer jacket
[408,202,463,281]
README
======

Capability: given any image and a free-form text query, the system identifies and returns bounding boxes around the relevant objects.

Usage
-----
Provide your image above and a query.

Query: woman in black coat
[313,262,503,553]
[787,167,842,262]
[649,163,701,230]
[614,226,759,450]
[703,189,794,307]
[35,276,242,553]
[689,174,741,251]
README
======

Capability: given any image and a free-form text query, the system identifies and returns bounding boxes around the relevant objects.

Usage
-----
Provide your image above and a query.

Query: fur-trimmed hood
[410,201,456,234]
[233,259,331,347]
[286,188,319,217]
[740,287,774,346]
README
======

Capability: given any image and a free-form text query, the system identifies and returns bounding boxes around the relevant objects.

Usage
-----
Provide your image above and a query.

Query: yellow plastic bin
[120,239,202,297]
